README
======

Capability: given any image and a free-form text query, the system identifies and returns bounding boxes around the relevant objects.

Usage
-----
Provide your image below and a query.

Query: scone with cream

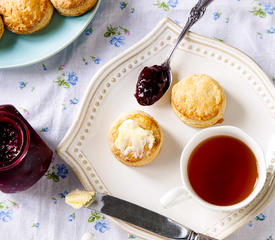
[50,0,98,16]
[109,111,162,167]
[0,0,54,34]
[171,74,226,128]
[0,17,4,39]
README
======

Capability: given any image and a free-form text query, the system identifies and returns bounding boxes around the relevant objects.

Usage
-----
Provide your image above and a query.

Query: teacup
[160,126,266,211]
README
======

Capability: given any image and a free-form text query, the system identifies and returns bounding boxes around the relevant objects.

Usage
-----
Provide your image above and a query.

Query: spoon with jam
[135,0,214,106]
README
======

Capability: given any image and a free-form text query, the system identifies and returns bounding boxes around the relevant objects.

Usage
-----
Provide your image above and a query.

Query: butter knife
[86,193,217,240]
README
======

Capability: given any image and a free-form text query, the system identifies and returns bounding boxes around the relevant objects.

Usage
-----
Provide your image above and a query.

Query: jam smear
[134,64,171,106]
[0,121,22,166]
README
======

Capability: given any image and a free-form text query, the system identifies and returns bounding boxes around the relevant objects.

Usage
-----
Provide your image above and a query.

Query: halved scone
[0,0,54,34]
[50,0,97,16]
[0,16,4,39]
[108,110,163,167]
[171,74,226,128]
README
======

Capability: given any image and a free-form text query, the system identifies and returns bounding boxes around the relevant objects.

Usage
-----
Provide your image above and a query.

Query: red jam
[0,105,53,193]
[134,64,171,106]
[0,120,23,166]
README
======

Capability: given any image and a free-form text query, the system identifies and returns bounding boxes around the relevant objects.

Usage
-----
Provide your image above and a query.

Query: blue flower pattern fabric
[263,2,275,15]
[70,98,79,105]
[0,201,19,223]
[104,24,130,47]
[0,0,274,239]
[45,162,69,182]
[110,35,125,47]
[68,213,75,222]
[32,222,40,228]
[167,0,178,8]
[40,127,49,132]
[58,191,69,199]
[56,164,69,179]
[0,210,13,222]
[66,72,78,86]
[120,2,128,10]
[213,11,221,20]
[19,81,28,89]
[94,221,110,233]
[85,27,93,36]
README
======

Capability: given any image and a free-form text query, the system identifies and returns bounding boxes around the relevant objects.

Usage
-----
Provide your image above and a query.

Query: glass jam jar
[0,105,53,193]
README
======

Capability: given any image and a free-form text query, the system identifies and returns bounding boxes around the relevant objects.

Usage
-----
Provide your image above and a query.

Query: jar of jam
[0,105,52,193]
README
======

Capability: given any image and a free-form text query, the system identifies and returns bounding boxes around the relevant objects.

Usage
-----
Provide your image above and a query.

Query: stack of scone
[109,111,163,167]
[0,0,98,39]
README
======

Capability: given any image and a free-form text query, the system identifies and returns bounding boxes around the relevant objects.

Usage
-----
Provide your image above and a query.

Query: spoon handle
[166,0,214,64]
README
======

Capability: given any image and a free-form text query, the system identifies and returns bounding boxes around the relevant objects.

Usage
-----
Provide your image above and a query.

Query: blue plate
[0,0,102,69]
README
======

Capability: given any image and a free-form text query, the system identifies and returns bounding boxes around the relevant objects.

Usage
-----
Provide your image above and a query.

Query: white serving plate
[57,18,275,239]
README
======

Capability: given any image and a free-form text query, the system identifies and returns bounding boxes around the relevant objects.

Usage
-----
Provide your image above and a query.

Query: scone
[0,17,4,39]
[108,111,163,167]
[50,0,97,16]
[171,74,226,128]
[0,0,54,34]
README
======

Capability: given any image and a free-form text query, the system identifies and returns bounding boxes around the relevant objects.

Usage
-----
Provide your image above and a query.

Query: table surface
[0,0,275,239]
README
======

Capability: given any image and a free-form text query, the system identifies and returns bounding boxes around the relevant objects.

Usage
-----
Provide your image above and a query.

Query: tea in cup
[160,126,266,211]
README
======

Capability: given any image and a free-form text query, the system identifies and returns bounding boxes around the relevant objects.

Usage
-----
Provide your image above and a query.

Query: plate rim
[57,17,275,240]
[0,0,102,69]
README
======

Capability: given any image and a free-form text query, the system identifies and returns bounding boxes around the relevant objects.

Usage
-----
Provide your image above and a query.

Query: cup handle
[160,186,191,208]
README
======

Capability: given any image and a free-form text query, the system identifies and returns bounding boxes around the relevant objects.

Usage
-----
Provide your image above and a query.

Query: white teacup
[160,126,266,211]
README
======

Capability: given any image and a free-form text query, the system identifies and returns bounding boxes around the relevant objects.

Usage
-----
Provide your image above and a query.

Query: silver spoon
[134,0,214,106]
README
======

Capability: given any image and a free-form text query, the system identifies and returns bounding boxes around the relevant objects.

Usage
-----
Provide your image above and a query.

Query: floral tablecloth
[0,0,275,239]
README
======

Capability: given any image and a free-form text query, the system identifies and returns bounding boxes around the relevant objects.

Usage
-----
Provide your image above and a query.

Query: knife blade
[87,193,217,240]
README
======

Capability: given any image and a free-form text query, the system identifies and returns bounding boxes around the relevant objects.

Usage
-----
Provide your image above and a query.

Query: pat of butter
[115,119,155,158]
[65,189,95,209]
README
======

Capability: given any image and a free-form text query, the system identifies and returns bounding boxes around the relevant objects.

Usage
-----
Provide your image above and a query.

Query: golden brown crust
[171,74,226,128]
[0,17,4,39]
[108,111,163,167]
[0,0,54,34]
[51,0,86,8]
[50,0,97,16]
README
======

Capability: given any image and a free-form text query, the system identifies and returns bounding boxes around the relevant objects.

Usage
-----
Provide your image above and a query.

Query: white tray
[57,18,275,239]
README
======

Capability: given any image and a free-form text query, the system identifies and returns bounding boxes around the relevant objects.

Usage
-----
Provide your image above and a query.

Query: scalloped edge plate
[57,18,275,239]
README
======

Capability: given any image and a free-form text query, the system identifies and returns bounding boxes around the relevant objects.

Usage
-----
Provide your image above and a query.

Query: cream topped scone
[109,111,162,167]
[65,189,95,209]
[115,119,155,159]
